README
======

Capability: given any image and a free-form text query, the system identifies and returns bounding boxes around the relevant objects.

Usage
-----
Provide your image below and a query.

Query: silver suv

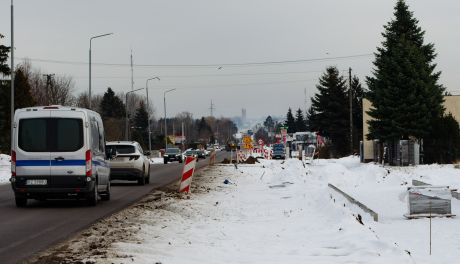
[106,141,151,185]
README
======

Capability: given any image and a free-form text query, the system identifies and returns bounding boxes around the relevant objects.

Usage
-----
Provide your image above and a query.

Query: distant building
[242,108,247,124]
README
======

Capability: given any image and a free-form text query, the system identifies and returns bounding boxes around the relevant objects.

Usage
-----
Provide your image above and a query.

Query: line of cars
[10,106,152,208]
[163,147,208,164]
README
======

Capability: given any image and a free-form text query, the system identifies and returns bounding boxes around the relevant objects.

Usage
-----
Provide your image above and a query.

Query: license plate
[26,179,47,185]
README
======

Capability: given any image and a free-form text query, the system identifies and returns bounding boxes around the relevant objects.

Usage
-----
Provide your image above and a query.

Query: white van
[10,106,111,207]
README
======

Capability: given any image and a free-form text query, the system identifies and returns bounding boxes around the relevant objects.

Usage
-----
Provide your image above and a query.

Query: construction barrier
[179,156,197,193]
[237,151,247,163]
[263,148,273,159]
[209,150,217,166]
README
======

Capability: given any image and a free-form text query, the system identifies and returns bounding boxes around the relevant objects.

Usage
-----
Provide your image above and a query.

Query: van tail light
[85,150,92,177]
[11,150,16,177]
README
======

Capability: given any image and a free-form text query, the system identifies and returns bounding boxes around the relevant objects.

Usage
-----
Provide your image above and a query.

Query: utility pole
[43,74,55,105]
[10,0,14,149]
[349,67,353,154]
[130,50,134,92]
[181,122,185,151]
[209,100,215,117]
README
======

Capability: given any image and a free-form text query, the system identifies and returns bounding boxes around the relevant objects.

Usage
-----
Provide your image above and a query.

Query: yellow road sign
[243,143,253,149]
[243,136,252,144]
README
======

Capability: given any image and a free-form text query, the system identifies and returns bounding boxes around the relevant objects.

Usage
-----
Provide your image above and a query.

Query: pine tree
[295,108,307,132]
[100,87,125,118]
[132,101,149,148]
[306,106,316,131]
[263,115,274,130]
[424,114,460,164]
[351,76,364,151]
[309,66,349,156]
[366,0,444,143]
[284,108,296,133]
[0,68,36,151]
[0,33,10,76]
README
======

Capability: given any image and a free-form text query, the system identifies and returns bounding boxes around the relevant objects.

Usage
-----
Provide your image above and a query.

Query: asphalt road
[0,151,228,264]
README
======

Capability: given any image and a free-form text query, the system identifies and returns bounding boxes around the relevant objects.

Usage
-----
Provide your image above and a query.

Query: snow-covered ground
[0,154,11,184]
[34,157,460,263]
[87,157,460,264]
[150,157,164,164]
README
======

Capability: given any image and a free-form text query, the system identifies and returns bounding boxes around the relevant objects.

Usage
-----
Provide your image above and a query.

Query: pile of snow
[102,158,429,263]
[324,158,460,263]
[150,158,164,164]
[0,154,11,184]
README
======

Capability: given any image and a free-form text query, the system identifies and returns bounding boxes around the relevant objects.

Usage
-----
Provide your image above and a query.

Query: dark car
[196,149,206,159]
[272,144,286,160]
[164,148,183,164]
[183,149,198,161]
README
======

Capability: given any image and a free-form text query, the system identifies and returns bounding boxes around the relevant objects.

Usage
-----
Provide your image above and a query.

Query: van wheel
[100,181,111,201]
[15,195,27,207]
[87,183,98,206]
[138,168,146,185]
[145,166,150,184]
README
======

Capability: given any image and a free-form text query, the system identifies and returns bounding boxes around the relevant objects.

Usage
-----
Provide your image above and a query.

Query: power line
[71,69,325,79]
[15,53,373,68]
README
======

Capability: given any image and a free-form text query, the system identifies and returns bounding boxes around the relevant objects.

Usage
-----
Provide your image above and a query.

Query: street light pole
[163,89,176,151]
[89,33,113,109]
[125,88,144,141]
[10,0,14,150]
[146,77,160,154]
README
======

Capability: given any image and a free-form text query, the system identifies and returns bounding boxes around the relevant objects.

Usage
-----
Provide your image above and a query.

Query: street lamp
[89,33,113,109]
[164,88,176,151]
[10,0,14,150]
[146,77,160,153]
[125,88,144,140]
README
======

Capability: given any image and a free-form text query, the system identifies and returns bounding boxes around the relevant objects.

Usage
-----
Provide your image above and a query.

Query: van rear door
[49,110,86,177]
[16,110,51,178]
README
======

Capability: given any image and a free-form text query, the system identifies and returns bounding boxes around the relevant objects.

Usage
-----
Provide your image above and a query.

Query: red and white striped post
[209,150,217,166]
[179,156,197,193]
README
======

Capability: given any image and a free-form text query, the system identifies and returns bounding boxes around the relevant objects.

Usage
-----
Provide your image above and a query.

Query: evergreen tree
[306,106,316,131]
[100,87,125,118]
[309,66,349,156]
[351,76,364,151]
[295,108,307,132]
[263,115,274,130]
[424,114,460,164]
[284,108,296,133]
[366,0,444,143]
[0,33,10,76]
[197,117,213,141]
[14,68,36,108]
[132,101,149,148]
[0,68,36,151]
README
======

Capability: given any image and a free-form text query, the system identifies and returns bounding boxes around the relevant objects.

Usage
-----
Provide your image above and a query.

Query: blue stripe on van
[16,160,50,166]
[93,160,109,168]
[51,160,86,166]
[16,160,86,166]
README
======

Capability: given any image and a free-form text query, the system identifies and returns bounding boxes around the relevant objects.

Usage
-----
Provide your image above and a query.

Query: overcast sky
[1,0,459,120]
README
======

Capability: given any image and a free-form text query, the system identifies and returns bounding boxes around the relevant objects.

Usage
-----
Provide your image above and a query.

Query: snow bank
[0,154,11,185]
[326,156,460,263]
[103,158,414,264]
[150,158,164,164]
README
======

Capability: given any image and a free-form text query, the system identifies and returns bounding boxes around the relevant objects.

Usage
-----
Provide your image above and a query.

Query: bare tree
[18,60,76,106]
[48,75,76,105]
[75,92,103,112]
